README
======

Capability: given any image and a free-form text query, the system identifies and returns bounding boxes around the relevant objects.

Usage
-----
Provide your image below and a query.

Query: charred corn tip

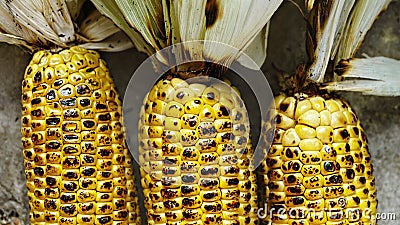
[260,93,377,225]
[138,77,259,224]
[21,46,140,225]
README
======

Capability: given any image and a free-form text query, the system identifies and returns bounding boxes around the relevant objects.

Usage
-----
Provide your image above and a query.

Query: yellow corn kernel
[21,48,140,225]
[260,94,377,225]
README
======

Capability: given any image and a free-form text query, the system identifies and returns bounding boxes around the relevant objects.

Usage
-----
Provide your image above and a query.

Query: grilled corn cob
[138,77,259,225]
[259,92,377,225]
[21,46,140,225]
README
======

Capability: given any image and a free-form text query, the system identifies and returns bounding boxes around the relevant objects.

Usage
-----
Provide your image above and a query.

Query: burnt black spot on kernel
[353,127,360,135]
[176,92,185,99]
[64,182,77,191]
[81,217,91,222]
[359,177,366,184]
[181,175,195,183]
[103,181,112,189]
[98,216,111,224]
[79,99,91,107]
[206,92,215,100]
[53,79,64,87]
[82,168,95,176]
[311,157,320,162]
[287,175,296,183]
[181,186,194,194]
[25,151,33,158]
[340,129,350,139]
[76,85,91,95]
[100,172,111,178]
[60,194,75,202]
[220,106,230,116]
[46,90,56,100]
[329,175,343,184]
[279,103,289,112]
[285,148,294,158]
[164,157,178,165]
[33,167,44,176]
[99,148,112,157]
[274,114,282,124]
[61,98,76,107]
[201,167,219,175]
[228,178,239,185]
[34,71,42,82]
[98,113,111,121]
[44,199,57,210]
[288,185,303,194]
[83,120,95,128]
[353,196,361,204]
[292,162,301,171]
[64,171,78,179]
[324,162,335,172]
[346,169,355,179]
[268,182,279,190]
[343,144,350,153]
[26,66,33,75]
[200,179,218,188]
[46,177,56,186]
[31,109,43,117]
[188,119,197,127]
[64,134,78,141]
[31,98,42,105]
[293,197,304,205]
[203,192,216,199]
[345,155,354,164]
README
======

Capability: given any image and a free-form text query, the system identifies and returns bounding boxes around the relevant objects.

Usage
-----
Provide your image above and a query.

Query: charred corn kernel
[260,93,377,225]
[139,78,258,224]
[21,47,140,225]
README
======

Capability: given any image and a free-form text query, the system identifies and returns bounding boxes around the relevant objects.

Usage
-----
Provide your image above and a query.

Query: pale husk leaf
[77,10,133,52]
[202,0,282,67]
[307,0,393,85]
[91,0,282,69]
[237,23,269,70]
[65,0,86,20]
[78,31,133,52]
[0,0,135,52]
[329,0,355,60]
[0,4,40,44]
[336,0,392,62]
[91,0,153,55]
[175,0,206,61]
[0,33,34,51]
[307,0,351,82]
[324,56,400,96]
[305,0,315,11]
[79,10,121,42]
[0,0,71,47]
[115,0,166,50]
[43,0,76,43]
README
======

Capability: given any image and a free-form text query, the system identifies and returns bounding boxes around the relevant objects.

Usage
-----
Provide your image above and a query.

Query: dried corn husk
[0,0,133,52]
[325,56,400,96]
[306,0,355,82]
[91,0,283,69]
[305,0,398,96]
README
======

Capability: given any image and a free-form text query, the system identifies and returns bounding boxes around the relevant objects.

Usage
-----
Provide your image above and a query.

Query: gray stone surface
[0,1,399,224]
